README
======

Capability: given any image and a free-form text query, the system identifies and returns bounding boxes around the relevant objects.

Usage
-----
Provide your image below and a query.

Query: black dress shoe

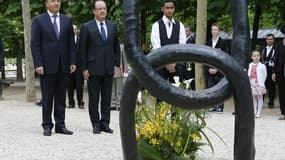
[67,105,75,108]
[101,126,113,133]
[93,127,101,134]
[35,100,42,106]
[43,129,52,136]
[55,127,73,135]
[78,105,84,109]
[268,103,274,108]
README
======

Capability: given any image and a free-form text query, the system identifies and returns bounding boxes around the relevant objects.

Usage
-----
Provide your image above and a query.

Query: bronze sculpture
[120,0,254,159]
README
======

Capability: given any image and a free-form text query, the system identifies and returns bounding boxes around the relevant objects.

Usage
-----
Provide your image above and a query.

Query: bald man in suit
[31,0,76,136]
[80,0,120,134]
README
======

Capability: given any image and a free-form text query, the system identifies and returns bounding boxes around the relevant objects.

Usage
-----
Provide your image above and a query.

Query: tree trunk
[22,0,36,102]
[195,0,207,90]
[14,38,23,81]
[251,3,261,50]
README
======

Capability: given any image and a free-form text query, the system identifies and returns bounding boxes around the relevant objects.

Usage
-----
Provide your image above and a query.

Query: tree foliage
[0,0,285,78]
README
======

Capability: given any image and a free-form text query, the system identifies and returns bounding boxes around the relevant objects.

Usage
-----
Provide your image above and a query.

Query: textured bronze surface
[120,0,254,159]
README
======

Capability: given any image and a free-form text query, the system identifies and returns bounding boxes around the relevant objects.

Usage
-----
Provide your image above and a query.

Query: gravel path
[0,82,284,160]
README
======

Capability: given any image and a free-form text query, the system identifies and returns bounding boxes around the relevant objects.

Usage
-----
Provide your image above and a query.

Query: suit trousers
[277,74,285,115]
[88,75,113,128]
[41,71,68,130]
[265,66,276,105]
[67,70,84,106]
[207,74,224,111]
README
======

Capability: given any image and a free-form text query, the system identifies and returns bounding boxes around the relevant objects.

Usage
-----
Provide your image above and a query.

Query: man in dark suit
[67,24,84,109]
[185,26,195,44]
[272,24,285,120]
[30,0,76,136]
[206,23,228,113]
[261,33,276,108]
[80,0,120,134]
[182,25,196,89]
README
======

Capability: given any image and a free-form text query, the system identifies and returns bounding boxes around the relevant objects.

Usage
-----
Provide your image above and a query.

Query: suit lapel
[262,48,267,61]
[267,47,274,59]
[215,37,221,48]
[44,13,58,39]
[59,14,65,39]
[106,20,112,42]
[93,20,106,42]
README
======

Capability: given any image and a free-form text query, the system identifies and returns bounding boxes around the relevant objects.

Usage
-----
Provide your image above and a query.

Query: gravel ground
[0,82,284,160]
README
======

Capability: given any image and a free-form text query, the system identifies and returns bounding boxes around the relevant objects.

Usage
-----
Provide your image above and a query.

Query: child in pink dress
[248,51,267,118]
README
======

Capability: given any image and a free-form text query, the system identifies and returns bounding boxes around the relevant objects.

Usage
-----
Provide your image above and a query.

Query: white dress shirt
[95,19,108,38]
[212,36,219,48]
[151,15,186,50]
[47,10,60,34]
[74,35,78,43]
[266,45,273,57]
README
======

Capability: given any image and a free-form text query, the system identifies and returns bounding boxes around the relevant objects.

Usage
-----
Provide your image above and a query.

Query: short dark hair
[162,0,176,6]
[93,0,106,9]
[266,33,275,39]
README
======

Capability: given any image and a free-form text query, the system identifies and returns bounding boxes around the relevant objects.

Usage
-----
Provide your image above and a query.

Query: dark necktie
[52,15,59,39]
[100,22,107,41]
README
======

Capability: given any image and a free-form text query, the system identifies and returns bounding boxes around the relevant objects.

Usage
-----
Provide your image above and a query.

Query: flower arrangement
[135,78,219,160]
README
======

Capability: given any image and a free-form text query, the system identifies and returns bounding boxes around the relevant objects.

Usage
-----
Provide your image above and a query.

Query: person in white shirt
[150,0,186,83]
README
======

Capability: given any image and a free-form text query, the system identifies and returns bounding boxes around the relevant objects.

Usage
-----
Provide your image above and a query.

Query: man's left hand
[70,65,77,73]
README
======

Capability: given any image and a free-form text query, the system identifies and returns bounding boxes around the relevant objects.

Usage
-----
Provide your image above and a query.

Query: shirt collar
[47,10,60,17]
[212,36,220,42]
[95,19,106,26]
[162,15,175,25]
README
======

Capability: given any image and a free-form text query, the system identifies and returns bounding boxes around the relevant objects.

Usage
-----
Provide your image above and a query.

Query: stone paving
[0,81,285,160]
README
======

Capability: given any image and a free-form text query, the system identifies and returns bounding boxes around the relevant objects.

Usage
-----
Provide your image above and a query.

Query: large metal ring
[120,0,254,159]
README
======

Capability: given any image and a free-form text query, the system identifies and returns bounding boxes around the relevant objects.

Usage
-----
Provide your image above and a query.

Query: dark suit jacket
[30,12,76,74]
[274,41,285,77]
[186,35,195,44]
[0,35,4,67]
[74,36,82,68]
[206,37,227,52]
[79,19,120,76]
[205,37,228,78]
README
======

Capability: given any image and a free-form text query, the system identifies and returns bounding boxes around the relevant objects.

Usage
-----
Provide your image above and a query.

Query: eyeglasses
[95,7,106,11]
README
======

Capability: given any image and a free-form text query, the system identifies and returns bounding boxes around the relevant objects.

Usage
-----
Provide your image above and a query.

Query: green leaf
[138,138,164,160]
